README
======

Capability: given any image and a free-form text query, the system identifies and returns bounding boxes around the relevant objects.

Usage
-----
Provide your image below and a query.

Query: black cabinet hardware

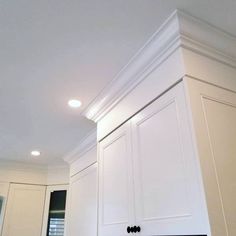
[127,225,141,234]
[127,226,131,233]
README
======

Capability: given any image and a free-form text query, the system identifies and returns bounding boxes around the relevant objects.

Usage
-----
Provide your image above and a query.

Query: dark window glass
[46,190,67,236]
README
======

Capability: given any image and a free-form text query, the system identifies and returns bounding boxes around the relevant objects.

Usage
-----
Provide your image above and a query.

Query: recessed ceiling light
[31,150,41,157]
[68,99,82,108]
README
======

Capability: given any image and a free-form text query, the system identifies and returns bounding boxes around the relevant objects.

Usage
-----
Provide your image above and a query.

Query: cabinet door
[98,122,135,236]
[66,164,97,236]
[131,83,209,235]
[2,183,46,236]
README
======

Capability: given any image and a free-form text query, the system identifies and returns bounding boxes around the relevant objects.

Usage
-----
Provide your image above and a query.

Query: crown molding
[177,11,236,68]
[82,10,181,122]
[83,10,236,123]
[63,129,97,164]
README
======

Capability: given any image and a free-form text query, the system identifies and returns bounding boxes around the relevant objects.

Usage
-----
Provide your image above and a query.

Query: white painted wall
[0,161,69,185]
[0,162,47,185]
[47,166,70,185]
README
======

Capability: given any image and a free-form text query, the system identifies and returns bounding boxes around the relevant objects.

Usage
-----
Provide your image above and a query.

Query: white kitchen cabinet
[98,83,209,236]
[131,82,208,235]
[2,183,46,236]
[98,82,212,236]
[66,163,97,236]
[88,11,236,236]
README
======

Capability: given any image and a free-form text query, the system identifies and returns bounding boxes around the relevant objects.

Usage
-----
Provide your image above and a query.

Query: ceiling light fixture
[31,150,41,157]
[68,99,82,108]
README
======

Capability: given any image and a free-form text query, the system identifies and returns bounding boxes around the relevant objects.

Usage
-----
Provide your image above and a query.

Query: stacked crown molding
[83,10,236,127]
[63,129,97,177]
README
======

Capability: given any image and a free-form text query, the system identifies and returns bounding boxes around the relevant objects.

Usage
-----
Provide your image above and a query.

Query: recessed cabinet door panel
[98,123,134,236]
[2,183,46,236]
[131,83,209,235]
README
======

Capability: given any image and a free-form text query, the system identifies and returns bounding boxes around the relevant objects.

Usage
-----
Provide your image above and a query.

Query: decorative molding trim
[82,10,181,122]
[83,10,236,123]
[63,129,97,164]
[178,11,236,62]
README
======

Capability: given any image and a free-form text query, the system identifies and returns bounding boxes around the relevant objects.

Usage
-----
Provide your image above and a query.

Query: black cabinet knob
[127,226,131,233]
[137,226,141,232]
[127,225,141,234]
[130,226,134,233]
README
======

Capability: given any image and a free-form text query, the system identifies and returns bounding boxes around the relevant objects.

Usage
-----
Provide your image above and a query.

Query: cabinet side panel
[202,97,236,236]
[185,77,236,236]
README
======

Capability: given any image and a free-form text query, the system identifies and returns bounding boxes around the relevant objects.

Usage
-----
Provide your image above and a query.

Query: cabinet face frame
[98,122,135,236]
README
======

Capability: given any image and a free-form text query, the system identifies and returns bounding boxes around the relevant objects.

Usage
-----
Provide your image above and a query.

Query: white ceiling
[0,0,235,166]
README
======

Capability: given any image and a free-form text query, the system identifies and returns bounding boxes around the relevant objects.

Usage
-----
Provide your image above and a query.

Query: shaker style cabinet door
[98,122,135,236]
[131,83,209,235]
[2,183,46,236]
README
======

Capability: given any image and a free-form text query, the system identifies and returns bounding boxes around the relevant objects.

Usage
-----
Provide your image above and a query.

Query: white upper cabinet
[131,82,208,235]
[66,164,97,236]
[98,123,135,236]
[92,11,236,236]
[98,83,210,236]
